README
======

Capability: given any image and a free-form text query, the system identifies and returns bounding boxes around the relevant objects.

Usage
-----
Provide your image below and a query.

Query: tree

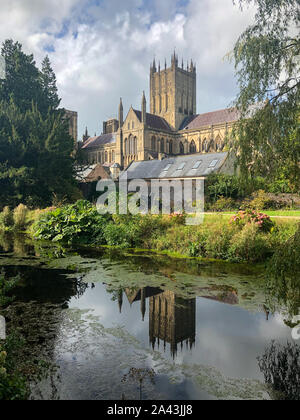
[0,40,79,208]
[229,0,300,190]
[0,40,41,114]
[40,56,61,113]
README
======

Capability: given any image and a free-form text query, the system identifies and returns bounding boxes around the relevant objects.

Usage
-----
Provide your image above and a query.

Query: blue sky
[0,0,256,138]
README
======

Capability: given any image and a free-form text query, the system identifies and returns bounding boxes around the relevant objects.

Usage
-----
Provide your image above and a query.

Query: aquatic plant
[33,200,111,244]
[13,204,29,231]
[0,270,19,307]
[0,206,14,230]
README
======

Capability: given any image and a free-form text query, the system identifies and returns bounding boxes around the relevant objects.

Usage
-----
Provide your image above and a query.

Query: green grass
[208,210,300,218]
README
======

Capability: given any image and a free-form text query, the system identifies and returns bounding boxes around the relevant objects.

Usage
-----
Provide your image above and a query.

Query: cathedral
[80,52,239,171]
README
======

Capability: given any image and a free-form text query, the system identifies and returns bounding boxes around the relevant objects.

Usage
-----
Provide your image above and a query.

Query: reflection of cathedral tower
[149,291,196,358]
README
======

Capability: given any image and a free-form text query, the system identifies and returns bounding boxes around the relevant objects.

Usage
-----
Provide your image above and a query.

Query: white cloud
[0,0,256,138]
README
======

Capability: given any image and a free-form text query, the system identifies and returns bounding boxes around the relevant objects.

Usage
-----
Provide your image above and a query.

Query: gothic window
[179,142,184,155]
[215,135,223,151]
[165,94,168,111]
[129,136,132,154]
[132,122,134,129]
[190,140,196,154]
[124,138,128,155]
[151,136,156,151]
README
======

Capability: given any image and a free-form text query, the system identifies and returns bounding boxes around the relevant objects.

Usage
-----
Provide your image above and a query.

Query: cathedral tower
[150,52,196,130]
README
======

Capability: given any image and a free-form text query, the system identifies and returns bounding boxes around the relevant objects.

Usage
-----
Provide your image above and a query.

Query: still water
[0,235,299,400]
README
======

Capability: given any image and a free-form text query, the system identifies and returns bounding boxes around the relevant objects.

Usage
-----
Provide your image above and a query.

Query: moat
[0,235,299,400]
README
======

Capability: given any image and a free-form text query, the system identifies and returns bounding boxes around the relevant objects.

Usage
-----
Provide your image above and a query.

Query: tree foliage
[0,40,79,208]
[230,0,300,189]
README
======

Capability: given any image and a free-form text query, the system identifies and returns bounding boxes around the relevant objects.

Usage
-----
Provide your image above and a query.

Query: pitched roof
[81,133,116,149]
[179,108,240,131]
[120,152,228,180]
[134,110,173,131]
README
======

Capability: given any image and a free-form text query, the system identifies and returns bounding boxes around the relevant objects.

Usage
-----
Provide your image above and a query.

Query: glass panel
[177,162,186,170]
[163,164,172,171]
[209,159,219,168]
[192,160,202,169]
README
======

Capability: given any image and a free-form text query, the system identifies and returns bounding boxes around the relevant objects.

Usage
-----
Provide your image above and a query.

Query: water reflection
[0,234,299,400]
[258,341,300,400]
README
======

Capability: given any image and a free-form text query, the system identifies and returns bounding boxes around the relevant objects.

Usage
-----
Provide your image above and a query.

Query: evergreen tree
[40,55,61,113]
[0,40,79,208]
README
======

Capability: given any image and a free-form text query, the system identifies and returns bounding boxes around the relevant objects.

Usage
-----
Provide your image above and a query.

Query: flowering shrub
[230,210,275,232]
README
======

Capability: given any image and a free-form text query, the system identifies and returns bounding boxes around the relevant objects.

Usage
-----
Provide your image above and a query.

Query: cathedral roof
[179,108,240,131]
[133,110,173,132]
[81,133,116,149]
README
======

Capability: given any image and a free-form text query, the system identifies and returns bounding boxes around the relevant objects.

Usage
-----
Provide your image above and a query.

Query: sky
[0,0,256,139]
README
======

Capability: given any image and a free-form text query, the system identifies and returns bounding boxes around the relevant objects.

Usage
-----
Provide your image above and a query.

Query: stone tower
[150,52,196,130]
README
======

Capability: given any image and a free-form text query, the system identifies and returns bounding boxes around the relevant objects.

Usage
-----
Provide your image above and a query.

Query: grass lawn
[213,210,300,218]
[203,211,300,227]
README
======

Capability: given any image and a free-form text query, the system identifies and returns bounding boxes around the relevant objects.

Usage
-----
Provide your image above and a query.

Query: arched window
[169,140,173,154]
[134,137,137,154]
[215,135,223,151]
[105,151,108,162]
[112,150,115,162]
[190,140,196,154]
[151,136,156,151]
[109,151,112,162]
[129,135,133,154]
[202,138,207,152]
[179,142,184,155]
[160,138,164,153]
[165,94,168,111]
[124,138,128,155]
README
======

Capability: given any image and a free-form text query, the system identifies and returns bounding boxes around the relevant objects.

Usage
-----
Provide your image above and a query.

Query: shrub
[0,207,14,229]
[206,174,241,200]
[230,210,275,233]
[204,223,235,259]
[13,204,28,231]
[267,223,300,280]
[246,190,275,210]
[210,196,236,212]
[228,223,271,262]
[103,223,135,248]
[167,212,186,225]
[105,214,167,248]
[33,200,111,244]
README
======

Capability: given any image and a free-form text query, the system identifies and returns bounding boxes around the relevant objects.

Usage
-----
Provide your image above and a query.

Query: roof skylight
[192,160,202,169]
[209,159,219,168]
[162,164,172,171]
[177,162,186,170]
